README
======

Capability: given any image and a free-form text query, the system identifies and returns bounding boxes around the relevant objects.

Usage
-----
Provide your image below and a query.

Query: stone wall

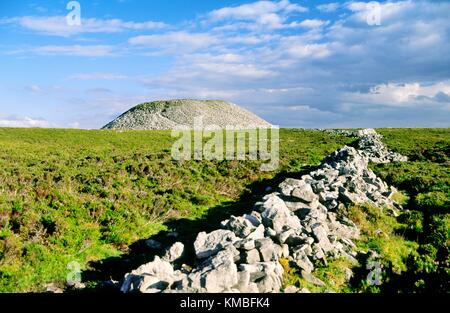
[120,129,407,293]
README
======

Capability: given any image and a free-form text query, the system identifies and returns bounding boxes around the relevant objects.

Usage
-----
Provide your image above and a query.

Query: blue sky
[0,0,449,128]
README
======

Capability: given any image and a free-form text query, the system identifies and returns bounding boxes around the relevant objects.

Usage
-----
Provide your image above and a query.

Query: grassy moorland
[371,129,450,292]
[0,128,448,293]
[279,129,449,293]
[0,128,353,292]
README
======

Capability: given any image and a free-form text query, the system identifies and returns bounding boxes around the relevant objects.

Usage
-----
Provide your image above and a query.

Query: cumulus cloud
[1,16,167,37]
[129,0,450,127]
[193,63,275,78]
[208,0,308,30]
[294,19,327,28]
[345,82,450,106]
[317,3,340,13]
[209,0,308,21]
[128,32,219,52]
[283,42,331,59]
[3,0,449,128]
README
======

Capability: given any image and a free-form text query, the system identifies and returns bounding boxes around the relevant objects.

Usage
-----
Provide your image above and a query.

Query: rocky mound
[325,129,408,163]
[102,99,272,130]
[118,129,407,293]
[355,129,408,163]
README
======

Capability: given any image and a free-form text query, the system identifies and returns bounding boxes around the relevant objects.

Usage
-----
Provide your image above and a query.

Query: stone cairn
[120,129,407,293]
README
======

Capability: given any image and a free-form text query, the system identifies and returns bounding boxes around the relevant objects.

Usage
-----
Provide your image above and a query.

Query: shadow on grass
[78,166,317,293]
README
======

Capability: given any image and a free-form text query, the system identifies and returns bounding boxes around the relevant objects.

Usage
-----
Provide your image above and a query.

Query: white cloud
[195,62,275,78]
[187,53,246,64]
[209,0,307,21]
[1,16,167,37]
[22,45,116,57]
[295,19,327,28]
[284,42,331,59]
[347,82,450,106]
[131,1,449,112]
[0,116,51,128]
[346,2,372,12]
[129,32,219,51]
[208,0,308,29]
[287,104,326,112]
[223,34,274,45]
[2,0,450,128]
[317,3,340,13]
[345,1,419,25]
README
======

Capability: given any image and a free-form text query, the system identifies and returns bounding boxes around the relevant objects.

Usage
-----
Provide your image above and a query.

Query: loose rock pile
[102,99,272,130]
[324,128,408,163]
[355,129,408,163]
[120,129,407,293]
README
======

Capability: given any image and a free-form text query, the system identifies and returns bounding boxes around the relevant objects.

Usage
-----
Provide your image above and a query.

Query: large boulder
[291,182,318,204]
[278,178,305,197]
[312,223,334,253]
[163,242,185,262]
[256,238,282,262]
[182,246,239,293]
[194,230,238,259]
[239,262,284,293]
[259,194,302,234]
[293,251,314,273]
[121,256,176,293]
[223,216,257,238]
[241,249,261,264]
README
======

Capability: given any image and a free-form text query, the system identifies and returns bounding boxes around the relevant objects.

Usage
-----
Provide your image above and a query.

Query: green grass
[370,128,450,293]
[279,128,449,293]
[377,128,450,164]
[0,128,353,292]
[346,204,419,293]
[281,257,356,293]
[0,128,448,293]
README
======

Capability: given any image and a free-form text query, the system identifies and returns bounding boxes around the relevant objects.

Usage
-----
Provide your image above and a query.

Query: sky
[0,0,449,129]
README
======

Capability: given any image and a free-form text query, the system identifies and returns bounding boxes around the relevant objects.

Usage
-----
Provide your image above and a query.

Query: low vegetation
[0,128,352,292]
[278,129,449,293]
[0,128,448,293]
[372,128,449,293]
